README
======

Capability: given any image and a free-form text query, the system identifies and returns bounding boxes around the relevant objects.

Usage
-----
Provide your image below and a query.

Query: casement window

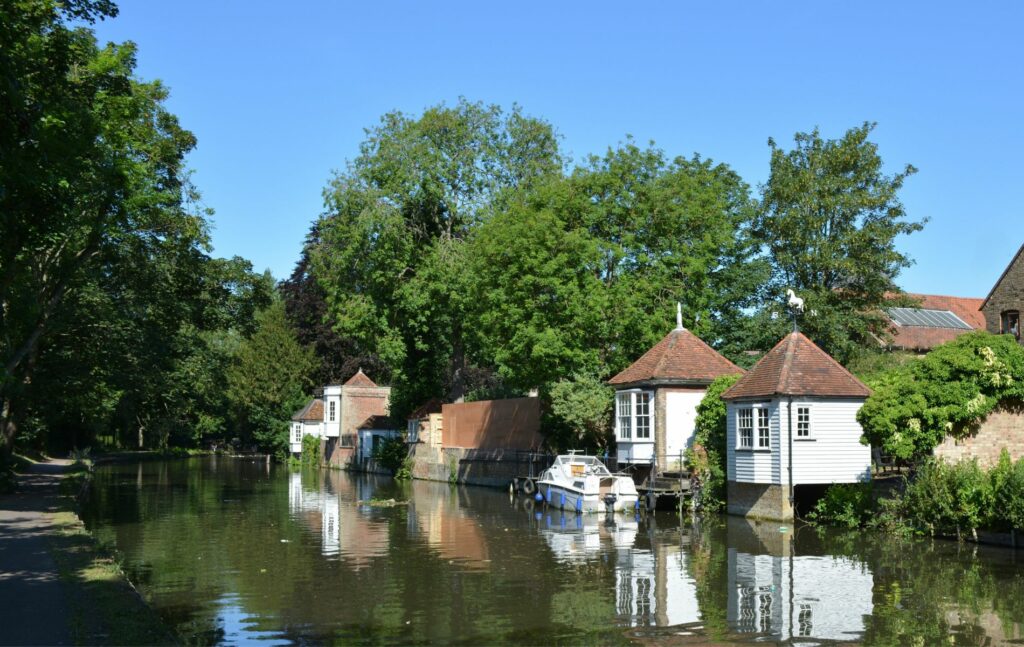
[329,401,336,422]
[757,408,770,448]
[340,434,355,448]
[738,409,754,448]
[293,424,302,443]
[616,390,653,441]
[1002,311,1020,341]
[737,405,771,450]
[796,406,811,438]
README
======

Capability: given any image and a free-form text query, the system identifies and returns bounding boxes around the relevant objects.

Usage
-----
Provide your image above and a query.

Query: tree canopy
[752,122,924,363]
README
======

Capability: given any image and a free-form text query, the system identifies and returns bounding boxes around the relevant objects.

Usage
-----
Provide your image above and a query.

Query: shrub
[903,459,993,540]
[991,450,1024,531]
[806,482,874,528]
[858,332,1024,462]
[686,374,741,513]
[372,436,409,476]
[301,434,321,466]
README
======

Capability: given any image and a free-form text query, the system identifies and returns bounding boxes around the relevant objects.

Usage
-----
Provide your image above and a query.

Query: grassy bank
[51,473,177,645]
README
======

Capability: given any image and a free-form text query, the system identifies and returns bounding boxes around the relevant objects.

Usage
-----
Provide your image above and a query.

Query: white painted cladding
[617,440,654,464]
[664,390,705,459]
[323,386,342,437]
[727,398,870,486]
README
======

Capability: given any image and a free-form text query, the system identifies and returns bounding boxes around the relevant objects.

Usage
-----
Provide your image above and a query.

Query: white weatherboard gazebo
[608,306,744,476]
[721,331,872,521]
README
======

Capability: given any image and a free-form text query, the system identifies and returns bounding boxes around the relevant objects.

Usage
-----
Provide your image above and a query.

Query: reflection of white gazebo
[615,534,701,628]
[726,521,873,641]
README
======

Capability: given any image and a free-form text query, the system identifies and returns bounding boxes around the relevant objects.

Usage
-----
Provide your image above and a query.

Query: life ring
[521,478,537,496]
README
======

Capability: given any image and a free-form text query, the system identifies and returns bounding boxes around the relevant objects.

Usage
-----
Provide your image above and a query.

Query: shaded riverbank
[0,458,174,645]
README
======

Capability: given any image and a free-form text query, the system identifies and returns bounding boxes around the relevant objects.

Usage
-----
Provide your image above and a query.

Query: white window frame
[795,404,812,439]
[616,390,654,442]
[329,400,336,422]
[293,423,302,444]
[737,403,772,451]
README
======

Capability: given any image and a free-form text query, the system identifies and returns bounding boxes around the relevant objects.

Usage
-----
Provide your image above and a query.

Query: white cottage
[722,331,872,521]
[608,308,744,476]
[289,398,325,455]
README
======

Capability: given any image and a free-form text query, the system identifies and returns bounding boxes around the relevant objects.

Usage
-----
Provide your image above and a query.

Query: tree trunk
[448,335,466,403]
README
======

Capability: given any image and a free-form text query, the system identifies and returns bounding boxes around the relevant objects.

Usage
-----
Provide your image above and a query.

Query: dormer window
[1002,310,1020,341]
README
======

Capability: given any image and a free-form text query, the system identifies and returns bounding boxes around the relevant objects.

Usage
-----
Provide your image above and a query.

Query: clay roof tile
[608,328,744,386]
[722,331,871,400]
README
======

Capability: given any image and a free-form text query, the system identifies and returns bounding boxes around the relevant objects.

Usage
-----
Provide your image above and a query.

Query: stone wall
[727,481,793,521]
[933,403,1024,467]
[409,444,540,488]
[982,246,1024,342]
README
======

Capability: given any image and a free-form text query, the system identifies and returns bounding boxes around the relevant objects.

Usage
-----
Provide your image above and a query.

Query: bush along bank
[808,450,1024,545]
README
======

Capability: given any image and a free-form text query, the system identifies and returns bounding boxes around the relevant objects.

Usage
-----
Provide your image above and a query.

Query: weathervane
[786,289,805,332]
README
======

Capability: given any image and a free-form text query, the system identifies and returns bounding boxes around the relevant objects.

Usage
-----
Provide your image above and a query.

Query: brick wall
[341,385,391,437]
[727,481,793,521]
[933,404,1024,467]
[982,247,1024,342]
[441,398,542,450]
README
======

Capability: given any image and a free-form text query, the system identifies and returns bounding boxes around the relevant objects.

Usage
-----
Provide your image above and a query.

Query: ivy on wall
[857,332,1024,461]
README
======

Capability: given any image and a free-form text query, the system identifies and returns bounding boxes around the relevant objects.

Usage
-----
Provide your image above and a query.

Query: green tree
[753,122,924,363]
[226,300,317,456]
[544,374,614,452]
[309,99,562,413]
[0,0,209,455]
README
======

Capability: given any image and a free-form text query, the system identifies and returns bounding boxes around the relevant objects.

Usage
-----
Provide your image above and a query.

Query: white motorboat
[537,453,639,513]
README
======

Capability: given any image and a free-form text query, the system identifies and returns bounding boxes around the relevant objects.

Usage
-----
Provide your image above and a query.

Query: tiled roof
[357,415,396,430]
[291,399,324,422]
[882,293,985,351]
[407,398,443,420]
[608,327,744,386]
[887,326,974,351]
[722,332,871,400]
[902,293,985,329]
[344,369,378,388]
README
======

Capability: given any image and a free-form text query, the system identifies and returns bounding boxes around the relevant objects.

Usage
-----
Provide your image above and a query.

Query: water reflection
[81,458,1024,645]
[725,518,872,642]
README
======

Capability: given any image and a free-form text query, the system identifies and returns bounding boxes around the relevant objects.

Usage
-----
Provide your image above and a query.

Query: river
[80,457,1024,645]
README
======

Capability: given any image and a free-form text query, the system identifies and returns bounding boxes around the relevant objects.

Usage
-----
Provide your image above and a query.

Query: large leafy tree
[308,99,563,414]
[752,122,924,362]
[0,0,209,455]
[467,141,767,388]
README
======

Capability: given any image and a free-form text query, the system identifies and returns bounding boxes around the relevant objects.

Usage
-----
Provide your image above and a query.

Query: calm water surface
[82,458,1024,645]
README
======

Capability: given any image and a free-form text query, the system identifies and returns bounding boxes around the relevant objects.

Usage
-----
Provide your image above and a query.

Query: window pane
[797,407,810,437]
[617,393,632,439]
[738,408,753,448]
[757,408,770,448]
[635,392,651,439]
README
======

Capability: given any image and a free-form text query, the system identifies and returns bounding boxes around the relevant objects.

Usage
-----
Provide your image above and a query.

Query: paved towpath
[0,459,74,646]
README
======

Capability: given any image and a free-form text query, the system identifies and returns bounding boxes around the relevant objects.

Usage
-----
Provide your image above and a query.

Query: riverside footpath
[0,458,172,646]
[0,459,75,645]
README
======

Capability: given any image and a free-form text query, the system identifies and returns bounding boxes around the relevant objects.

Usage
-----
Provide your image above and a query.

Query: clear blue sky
[92,1,1023,298]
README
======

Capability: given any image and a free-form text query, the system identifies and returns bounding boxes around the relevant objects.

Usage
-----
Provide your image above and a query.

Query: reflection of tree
[686,520,730,640]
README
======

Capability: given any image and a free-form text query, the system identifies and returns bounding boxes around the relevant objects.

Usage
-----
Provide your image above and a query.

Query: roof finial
[676,302,685,331]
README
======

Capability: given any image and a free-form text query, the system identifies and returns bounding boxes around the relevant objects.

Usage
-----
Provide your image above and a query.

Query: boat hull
[538,482,639,514]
